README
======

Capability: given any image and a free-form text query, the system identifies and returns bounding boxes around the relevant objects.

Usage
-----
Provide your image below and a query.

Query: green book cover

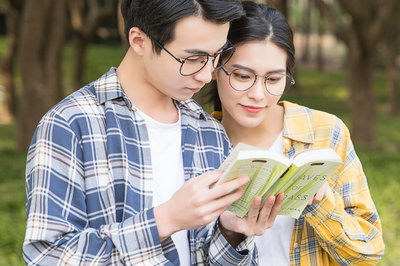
[217,143,342,219]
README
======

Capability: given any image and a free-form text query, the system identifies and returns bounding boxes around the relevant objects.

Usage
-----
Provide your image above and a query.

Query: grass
[1,41,399,265]
[0,123,26,265]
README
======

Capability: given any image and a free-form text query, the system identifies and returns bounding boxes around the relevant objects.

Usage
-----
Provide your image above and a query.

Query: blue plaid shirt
[24,68,256,265]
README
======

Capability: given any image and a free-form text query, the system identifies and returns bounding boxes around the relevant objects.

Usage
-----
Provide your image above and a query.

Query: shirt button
[284,139,290,144]
[305,212,312,218]
[293,243,300,252]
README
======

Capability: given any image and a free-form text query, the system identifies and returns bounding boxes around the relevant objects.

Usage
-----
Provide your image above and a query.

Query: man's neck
[116,49,179,124]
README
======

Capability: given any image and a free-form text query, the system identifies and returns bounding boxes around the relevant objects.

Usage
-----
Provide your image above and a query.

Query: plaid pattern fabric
[280,101,384,265]
[24,68,256,265]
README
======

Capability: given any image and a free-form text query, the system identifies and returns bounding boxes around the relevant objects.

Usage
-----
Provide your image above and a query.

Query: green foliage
[0,45,399,265]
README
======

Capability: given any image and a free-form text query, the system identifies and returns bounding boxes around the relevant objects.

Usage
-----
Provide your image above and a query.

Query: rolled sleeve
[208,220,257,265]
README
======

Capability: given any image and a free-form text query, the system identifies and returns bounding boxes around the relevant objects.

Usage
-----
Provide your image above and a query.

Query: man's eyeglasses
[155,40,236,76]
[221,67,295,96]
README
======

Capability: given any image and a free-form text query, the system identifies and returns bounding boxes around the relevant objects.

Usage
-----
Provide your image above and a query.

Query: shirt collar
[94,67,128,106]
[93,67,208,120]
[176,99,209,120]
[281,101,315,144]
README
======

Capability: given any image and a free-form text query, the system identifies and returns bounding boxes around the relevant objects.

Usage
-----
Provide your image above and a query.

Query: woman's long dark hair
[209,1,295,111]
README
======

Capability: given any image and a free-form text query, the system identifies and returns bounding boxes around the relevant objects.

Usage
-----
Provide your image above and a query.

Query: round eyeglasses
[155,40,236,76]
[221,67,295,96]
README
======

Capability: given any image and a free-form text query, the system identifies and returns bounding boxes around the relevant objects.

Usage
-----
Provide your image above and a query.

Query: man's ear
[128,27,148,56]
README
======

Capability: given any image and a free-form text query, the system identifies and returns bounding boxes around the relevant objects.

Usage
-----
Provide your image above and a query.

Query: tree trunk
[301,0,311,64]
[73,34,88,90]
[68,0,114,90]
[385,46,399,116]
[17,0,67,150]
[0,0,23,119]
[117,0,128,47]
[316,10,324,71]
[348,44,376,146]
[0,57,16,122]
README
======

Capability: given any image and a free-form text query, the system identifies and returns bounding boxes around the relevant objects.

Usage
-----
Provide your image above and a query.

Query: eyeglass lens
[180,46,235,76]
[228,69,292,96]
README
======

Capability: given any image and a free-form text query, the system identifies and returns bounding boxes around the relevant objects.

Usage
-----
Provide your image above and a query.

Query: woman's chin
[237,117,264,128]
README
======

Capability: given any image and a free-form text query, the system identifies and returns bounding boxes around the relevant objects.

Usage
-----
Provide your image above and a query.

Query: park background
[0,0,399,265]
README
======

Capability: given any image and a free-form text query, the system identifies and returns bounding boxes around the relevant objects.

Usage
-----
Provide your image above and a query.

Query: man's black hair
[121,0,244,54]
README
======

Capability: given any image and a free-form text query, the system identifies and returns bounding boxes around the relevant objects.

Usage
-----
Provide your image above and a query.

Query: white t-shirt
[137,108,190,266]
[255,131,295,265]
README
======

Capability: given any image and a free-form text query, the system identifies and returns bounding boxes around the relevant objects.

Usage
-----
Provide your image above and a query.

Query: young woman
[210,1,384,265]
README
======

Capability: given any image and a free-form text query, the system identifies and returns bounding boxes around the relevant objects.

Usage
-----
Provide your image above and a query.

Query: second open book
[216,143,342,219]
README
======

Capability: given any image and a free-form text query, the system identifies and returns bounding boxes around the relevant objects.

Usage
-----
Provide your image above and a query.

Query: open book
[216,143,342,219]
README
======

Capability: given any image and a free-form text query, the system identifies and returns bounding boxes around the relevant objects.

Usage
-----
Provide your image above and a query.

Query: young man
[23,1,283,265]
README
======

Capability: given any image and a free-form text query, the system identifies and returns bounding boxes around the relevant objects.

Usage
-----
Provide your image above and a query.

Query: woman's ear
[128,27,148,56]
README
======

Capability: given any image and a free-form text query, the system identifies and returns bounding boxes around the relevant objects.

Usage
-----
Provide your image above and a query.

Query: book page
[278,158,342,218]
[226,157,290,217]
[292,147,341,167]
[218,145,343,219]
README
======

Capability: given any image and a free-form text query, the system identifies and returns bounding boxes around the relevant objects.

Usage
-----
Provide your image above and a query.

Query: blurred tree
[266,0,288,17]
[315,8,325,71]
[17,0,67,149]
[68,0,114,90]
[117,0,128,47]
[383,19,400,116]
[0,0,23,119]
[312,0,400,146]
[300,0,311,64]
[250,0,288,17]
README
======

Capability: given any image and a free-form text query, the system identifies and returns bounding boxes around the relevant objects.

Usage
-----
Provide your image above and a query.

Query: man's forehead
[169,15,230,53]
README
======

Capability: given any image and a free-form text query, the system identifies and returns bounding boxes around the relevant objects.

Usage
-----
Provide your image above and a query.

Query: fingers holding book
[307,181,329,206]
[256,193,285,233]
[218,192,285,237]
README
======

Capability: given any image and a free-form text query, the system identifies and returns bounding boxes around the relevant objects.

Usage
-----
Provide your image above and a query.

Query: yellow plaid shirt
[281,101,384,265]
[213,100,384,265]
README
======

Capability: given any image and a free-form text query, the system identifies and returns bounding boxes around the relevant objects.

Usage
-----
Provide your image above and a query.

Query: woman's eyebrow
[266,69,286,75]
[231,64,286,75]
[231,64,256,73]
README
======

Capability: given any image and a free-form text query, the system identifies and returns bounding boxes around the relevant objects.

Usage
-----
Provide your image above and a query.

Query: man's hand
[307,181,329,206]
[218,193,285,248]
[154,171,250,241]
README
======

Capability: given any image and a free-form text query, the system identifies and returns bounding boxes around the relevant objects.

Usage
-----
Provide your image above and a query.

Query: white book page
[292,148,342,167]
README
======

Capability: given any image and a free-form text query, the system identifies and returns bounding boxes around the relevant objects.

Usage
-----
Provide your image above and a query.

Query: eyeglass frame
[220,67,295,96]
[154,40,236,76]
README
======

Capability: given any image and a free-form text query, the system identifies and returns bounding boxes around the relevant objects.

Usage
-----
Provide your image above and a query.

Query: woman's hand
[218,193,284,247]
[307,181,329,206]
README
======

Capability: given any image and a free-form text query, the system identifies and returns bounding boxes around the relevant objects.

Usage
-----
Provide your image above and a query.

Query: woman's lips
[241,104,264,114]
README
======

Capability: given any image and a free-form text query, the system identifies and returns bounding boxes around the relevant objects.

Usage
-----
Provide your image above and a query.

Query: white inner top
[137,108,190,266]
[255,131,295,265]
